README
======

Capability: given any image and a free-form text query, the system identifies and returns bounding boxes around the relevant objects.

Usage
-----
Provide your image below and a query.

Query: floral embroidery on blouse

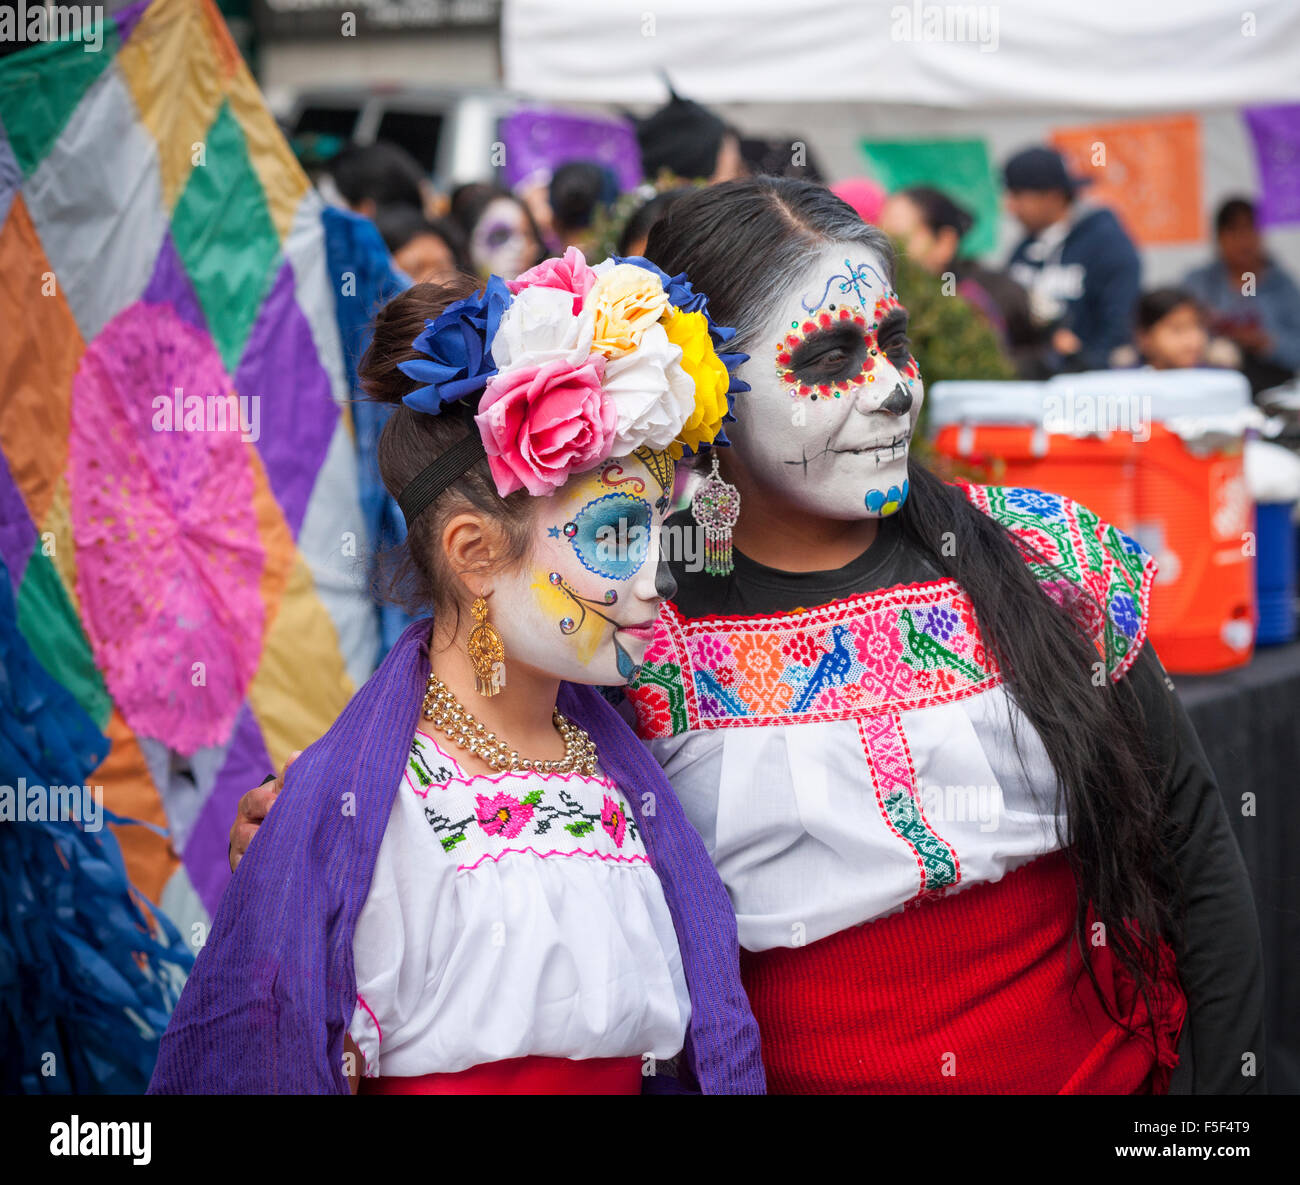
[403,733,647,869]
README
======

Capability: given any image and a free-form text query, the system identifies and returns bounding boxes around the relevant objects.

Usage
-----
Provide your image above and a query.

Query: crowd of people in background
[305,99,1300,399]
[292,92,1300,663]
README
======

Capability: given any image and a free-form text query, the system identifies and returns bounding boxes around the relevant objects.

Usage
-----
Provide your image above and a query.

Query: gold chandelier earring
[467,594,506,696]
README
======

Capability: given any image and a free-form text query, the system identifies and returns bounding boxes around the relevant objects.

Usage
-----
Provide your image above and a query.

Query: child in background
[1135,288,1211,370]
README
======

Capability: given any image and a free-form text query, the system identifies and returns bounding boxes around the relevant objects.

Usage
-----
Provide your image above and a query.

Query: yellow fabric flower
[662,308,731,458]
[587,264,670,358]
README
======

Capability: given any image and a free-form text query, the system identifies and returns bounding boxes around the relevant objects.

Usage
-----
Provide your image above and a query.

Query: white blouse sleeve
[348,793,428,1079]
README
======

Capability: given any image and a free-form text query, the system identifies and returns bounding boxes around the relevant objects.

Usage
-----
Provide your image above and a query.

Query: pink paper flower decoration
[475,356,615,496]
[506,245,598,314]
[69,302,265,756]
[475,791,534,839]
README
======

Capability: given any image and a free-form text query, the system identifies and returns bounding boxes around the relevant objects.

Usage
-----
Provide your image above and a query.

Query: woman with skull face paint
[619,179,1266,1094]
[450,184,547,282]
[149,254,765,1095]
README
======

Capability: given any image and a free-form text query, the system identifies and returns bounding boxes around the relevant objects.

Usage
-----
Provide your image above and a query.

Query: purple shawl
[147,618,764,1094]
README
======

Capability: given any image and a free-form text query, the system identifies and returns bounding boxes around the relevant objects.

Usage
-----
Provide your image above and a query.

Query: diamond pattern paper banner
[0,0,378,974]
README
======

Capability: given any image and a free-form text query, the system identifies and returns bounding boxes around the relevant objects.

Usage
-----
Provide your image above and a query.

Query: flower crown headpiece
[394,246,748,528]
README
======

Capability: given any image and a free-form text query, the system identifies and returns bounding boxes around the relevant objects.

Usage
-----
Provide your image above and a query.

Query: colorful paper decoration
[858,138,999,257]
[0,0,377,979]
[1243,103,1300,228]
[1050,115,1202,246]
[500,106,642,191]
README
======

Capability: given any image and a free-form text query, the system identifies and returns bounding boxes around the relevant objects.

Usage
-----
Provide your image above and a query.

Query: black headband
[396,431,488,530]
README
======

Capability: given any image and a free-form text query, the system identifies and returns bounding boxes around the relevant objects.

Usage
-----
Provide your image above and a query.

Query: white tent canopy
[502,0,1300,111]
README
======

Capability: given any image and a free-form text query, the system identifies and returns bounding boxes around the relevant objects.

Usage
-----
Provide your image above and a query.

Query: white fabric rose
[601,322,697,455]
[489,285,595,371]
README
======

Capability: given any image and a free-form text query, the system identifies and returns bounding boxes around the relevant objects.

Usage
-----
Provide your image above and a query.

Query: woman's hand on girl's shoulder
[227,750,301,872]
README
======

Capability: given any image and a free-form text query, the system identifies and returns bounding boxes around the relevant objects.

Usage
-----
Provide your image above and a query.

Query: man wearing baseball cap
[1003,145,1141,376]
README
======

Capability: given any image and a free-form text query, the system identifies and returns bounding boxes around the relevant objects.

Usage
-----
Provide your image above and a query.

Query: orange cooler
[1058,371,1257,674]
[928,381,1138,534]
[928,372,1258,674]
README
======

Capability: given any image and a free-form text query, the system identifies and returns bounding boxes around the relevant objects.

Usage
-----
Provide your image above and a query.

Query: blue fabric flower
[1109,589,1140,639]
[1005,487,1067,520]
[399,275,513,414]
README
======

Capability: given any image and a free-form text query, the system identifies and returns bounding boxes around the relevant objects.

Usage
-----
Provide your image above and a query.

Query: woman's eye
[882,336,912,365]
[789,332,864,380]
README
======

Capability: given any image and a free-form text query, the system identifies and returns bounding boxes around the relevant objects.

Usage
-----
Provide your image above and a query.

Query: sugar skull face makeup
[729,243,924,520]
[488,447,677,686]
[469,196,538,281]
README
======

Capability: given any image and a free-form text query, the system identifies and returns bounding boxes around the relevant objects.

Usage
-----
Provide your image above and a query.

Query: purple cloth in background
[1244,104,1300,228]
[0,449,35,593]
[143,233,207,334]
[234,261,338,540]
[114,0,151,44]
[182,703,273,917]
[147,617,765,1094]
[0,124,20,230]
[500,107,642,192]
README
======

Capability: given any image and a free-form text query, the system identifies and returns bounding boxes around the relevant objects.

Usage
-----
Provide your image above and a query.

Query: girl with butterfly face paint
[171,261,765,1097]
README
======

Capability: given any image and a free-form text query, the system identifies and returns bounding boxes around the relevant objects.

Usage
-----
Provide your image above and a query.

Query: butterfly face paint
[728,243,925,521]
[487,447,677,687]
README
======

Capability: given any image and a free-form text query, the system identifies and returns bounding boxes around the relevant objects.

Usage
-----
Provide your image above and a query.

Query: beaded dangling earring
[690,453,741,577]
[467,595,505,696]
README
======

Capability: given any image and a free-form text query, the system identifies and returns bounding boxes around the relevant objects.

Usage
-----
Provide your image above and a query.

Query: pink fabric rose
[506,245,597,314]
[475,355,615,496]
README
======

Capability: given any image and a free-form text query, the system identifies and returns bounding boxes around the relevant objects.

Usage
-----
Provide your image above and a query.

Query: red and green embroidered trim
[858,713,960,899]
[962,483,1156,680]
[626,484,1156,740]
[629,580,999,736]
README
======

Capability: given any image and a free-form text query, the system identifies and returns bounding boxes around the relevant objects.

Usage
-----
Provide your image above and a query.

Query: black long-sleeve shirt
[666,508,1268,1094]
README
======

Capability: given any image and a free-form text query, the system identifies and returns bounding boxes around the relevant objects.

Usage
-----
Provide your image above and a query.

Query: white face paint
[487,449,677,686]
[728,243,924,520]
[469,196,538,281]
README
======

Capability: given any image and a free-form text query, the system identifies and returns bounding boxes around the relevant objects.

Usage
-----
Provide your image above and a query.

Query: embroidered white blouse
[347,730,692,1079]
[624,487,1159,954]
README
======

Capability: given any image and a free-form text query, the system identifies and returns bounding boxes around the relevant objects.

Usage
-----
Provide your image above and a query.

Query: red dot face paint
[774,293,915,397]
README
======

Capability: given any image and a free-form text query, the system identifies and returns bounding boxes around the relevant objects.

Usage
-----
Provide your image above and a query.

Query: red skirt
[357,1055,643,1095]
[740,850,1187,1094]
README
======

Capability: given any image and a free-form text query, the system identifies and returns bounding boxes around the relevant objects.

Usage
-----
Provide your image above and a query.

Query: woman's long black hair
[645,177,1181,1036]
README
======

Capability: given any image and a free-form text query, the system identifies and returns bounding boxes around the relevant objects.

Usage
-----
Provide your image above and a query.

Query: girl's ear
[441,512,516,595]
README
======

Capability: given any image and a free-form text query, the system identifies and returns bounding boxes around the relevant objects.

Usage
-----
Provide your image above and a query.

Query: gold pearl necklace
[421,670,598,776]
